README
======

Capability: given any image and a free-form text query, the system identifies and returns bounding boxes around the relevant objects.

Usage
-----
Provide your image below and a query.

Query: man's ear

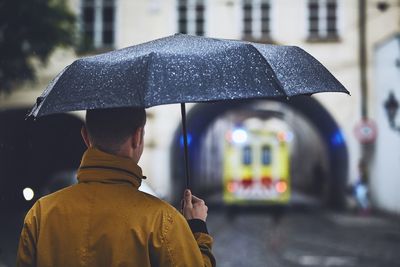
[81,126,91,148]
[131,127,143,149]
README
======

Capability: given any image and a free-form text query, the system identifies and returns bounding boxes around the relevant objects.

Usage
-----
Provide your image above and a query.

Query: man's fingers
[183,189,193,208]
[183,190,206,208]
[191,195,205,204]
[182,190,208,222]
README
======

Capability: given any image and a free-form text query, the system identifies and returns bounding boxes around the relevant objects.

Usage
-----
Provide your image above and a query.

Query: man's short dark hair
[85,107,146,152]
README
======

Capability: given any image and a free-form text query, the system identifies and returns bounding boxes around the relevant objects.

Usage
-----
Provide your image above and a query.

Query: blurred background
[0,0,399,266]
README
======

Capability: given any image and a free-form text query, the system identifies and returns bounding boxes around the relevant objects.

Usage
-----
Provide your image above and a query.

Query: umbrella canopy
[29,34,348,117]
[28,34,349,189]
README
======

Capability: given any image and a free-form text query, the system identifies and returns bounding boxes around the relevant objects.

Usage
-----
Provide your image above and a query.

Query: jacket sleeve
[193,232,216,267]
[187,219,215,267]
[150,209,216,267]
[16,202,40,267]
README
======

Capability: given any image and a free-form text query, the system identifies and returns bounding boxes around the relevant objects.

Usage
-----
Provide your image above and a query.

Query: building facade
[1,0,399,212]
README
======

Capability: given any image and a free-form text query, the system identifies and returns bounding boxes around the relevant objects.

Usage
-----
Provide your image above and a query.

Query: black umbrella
[29,34,349,188]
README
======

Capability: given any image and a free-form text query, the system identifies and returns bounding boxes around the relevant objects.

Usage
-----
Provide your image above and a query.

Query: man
[17,107,215,267]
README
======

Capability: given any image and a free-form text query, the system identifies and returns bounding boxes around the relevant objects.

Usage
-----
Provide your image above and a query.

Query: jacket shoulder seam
[160,212,176,266]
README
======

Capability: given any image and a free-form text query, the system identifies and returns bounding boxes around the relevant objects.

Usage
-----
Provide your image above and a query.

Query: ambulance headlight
[232,129,248,144]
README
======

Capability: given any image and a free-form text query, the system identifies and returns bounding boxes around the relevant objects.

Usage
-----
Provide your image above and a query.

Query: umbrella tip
[24,113,36,122]
[25,106,38,121]
[36,96,44,106]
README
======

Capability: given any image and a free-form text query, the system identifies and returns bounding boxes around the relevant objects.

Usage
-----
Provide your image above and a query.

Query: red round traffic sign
[354,119,377,144]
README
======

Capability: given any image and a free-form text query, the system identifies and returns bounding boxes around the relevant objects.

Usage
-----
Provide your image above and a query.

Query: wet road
[206,208,400,267]
[1,208,399,267]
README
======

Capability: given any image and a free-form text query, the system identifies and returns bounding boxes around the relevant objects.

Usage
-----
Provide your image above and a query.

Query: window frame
[79,0,116,52]
[177,0,207,36]
[307,0,340,42]
[240,0,272,43]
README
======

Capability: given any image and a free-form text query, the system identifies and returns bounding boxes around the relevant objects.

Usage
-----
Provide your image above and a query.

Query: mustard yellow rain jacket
[17,148,215,267]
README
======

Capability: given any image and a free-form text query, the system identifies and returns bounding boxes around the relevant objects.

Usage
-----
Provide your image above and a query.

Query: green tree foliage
[0,0,75,93]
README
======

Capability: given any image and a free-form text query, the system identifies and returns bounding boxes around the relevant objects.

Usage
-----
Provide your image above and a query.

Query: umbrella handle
[181,103,191,190]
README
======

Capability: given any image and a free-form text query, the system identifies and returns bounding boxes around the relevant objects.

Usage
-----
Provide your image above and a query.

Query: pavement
[1,208,399,267]
[206,208,400,267]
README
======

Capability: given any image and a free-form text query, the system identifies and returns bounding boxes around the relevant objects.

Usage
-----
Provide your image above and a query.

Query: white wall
[371,35,400,214]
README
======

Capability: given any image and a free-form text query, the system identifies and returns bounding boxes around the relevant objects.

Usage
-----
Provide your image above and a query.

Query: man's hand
[182,189,208,222]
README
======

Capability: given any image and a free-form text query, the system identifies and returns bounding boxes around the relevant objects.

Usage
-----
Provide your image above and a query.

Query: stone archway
[170,96,348,208]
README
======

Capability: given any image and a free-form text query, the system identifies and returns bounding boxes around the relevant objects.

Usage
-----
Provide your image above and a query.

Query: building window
[308,0,338,41]
[242,0,271,41]
[80,0,115,51]
[82,0,95,47]
[177,0,206,36]
[102,0,115,46]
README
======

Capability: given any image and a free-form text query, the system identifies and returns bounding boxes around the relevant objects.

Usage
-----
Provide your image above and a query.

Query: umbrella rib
[247,44,288,97]
[142,52,156,108]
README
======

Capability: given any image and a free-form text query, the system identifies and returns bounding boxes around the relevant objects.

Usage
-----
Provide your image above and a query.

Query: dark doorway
[0,108,86,210]
[0,108,86,266]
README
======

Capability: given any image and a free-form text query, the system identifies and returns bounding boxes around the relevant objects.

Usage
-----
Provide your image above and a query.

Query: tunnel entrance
[171,96,348,209]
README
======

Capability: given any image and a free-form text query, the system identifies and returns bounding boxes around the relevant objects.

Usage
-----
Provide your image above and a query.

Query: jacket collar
[77,147,145,188]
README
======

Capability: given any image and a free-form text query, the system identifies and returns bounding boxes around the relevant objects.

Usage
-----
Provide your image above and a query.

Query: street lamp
[384,91,400,132]
[376,1,390,12]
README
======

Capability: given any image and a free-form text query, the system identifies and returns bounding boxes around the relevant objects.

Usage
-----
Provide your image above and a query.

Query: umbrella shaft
[181,103,190,189]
